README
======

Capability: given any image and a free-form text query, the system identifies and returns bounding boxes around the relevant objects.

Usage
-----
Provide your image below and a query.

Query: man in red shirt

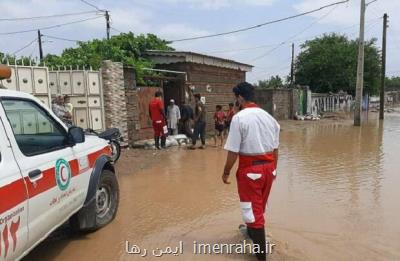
[213,105,226,147]
[149,91,167,149]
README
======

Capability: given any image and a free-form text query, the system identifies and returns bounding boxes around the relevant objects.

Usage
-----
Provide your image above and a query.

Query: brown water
[26,111,400,261]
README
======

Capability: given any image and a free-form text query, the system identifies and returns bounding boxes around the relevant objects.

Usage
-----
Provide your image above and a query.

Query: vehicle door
[0,108,28,261]
[0,97,79,248]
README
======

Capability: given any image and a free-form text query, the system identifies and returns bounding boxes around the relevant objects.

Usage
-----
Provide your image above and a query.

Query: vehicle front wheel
[95,170,119,228]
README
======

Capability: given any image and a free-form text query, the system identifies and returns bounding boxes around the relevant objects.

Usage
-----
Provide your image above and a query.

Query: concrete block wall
[255,88,303,120]
[101,60,129,145]
[254,89,273,114]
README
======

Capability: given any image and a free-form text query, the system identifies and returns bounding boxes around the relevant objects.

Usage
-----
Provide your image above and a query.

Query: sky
[0,0,399,84]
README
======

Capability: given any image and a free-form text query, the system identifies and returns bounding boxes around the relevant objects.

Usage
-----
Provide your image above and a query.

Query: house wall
[254,88,300,120]
[124,67,163,143]
[155,63,246,132]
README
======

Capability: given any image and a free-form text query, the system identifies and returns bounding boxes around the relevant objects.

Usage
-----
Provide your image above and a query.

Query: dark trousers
[192,120,206,146]
[182,119,193,137]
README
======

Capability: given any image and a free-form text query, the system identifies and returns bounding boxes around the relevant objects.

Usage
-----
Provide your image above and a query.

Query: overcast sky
[0,0,399,83]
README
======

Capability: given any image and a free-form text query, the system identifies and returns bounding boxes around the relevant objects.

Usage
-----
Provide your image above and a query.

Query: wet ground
[25,110,400,261]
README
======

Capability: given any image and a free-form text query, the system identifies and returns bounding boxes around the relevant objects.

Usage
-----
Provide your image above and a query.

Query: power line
[43,34,82,42]
[205,17,380,55]
[250,4,340,62]
[168,0,350,42]
[206,43,279,54]
[79,0,103,11]
[0,15,104,36]
[28,42,38,58]
[366,0,379,6]
[11,38,38,55]
[110,26,124,34]
[0,10,101,22]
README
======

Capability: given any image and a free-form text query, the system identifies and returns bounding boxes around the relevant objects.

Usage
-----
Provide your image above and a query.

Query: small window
[1,98,68,156]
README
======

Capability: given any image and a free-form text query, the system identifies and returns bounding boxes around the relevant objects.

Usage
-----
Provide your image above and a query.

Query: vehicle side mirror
[68,126,85,145]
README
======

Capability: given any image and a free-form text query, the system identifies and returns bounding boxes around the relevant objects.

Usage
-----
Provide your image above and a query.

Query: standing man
[180,100,194,139]
[149,91,167,149]
[189,93,206,150]
[52,95,72,126]
[213,105,226,147]
[222,82,280,261]
[167,99,181,135]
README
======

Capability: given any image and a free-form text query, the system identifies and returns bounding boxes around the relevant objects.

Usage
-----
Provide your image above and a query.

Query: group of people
[51,95,73,126]
[213,102,235,147]
[148,91,236,150]
[149,83,280,260]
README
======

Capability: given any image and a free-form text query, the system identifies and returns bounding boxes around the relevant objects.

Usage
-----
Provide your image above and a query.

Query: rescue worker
[149,91,167,149]
[222,82,280,261]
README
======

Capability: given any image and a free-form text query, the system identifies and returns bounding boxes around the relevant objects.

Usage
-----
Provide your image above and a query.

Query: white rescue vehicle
[0,65,119,260]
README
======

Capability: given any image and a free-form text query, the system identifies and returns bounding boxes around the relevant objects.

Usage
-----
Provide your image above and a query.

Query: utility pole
[379,13,388,120]
[290,43,295,86]
[354,0,366,126]
[37,30,43,62]
[105,11,110,40]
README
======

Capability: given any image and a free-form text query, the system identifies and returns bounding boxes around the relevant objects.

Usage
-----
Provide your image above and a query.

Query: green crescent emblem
[55,158,71,191]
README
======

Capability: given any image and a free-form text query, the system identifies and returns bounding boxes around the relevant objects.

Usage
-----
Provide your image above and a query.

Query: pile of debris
[294,114,321,121]
[133,135,191,150]
[371,107,396,113]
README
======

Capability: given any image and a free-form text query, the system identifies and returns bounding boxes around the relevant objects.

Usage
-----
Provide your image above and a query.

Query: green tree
[2,33,172,84]
[386,76,400,91]
[256,75,284,89]
[0,52,37,66]
[43,32,172,84]
[295,33,381,95]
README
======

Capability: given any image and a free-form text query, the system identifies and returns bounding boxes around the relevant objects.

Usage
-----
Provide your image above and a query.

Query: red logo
[0,216,20,258]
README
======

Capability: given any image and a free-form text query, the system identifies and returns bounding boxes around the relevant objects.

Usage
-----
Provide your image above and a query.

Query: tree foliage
[0,52,36,66]
[295,33,381,95]
[386,76,400,91]
[255,75,284,89]
[2,33,172,84]
[43,32,173,84]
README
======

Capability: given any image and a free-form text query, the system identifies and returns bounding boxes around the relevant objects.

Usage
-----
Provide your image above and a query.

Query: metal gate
[49,69,105,131]
[1,64,52,107]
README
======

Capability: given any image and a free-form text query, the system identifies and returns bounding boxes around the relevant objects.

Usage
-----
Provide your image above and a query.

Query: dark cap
[194,93,201,99]
[233,82,255,101]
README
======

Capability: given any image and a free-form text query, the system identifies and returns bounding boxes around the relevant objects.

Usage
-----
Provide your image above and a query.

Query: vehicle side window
[1,98,68,156]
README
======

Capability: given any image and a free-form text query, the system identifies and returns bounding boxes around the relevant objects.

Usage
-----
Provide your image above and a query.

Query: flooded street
[25,111,400,261]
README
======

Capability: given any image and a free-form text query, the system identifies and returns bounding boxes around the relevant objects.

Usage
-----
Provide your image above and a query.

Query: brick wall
[156,63,246,132]
[101,60,129,145]
[123,67,162,144]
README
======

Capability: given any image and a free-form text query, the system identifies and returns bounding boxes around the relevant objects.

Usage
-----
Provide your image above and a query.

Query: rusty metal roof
[146,50,253,72]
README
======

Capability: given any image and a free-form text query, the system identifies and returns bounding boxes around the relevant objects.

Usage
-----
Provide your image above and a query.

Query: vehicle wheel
[95,170,119,228]
[110,141,121,163]
[69,169,119,233]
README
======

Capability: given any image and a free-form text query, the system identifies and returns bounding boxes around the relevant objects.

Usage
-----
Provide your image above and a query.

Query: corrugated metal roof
[146,50,253,72]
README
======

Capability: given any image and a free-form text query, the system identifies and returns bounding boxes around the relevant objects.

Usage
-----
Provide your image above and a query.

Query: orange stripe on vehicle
[0,146,111,215]
[0,179,28,214]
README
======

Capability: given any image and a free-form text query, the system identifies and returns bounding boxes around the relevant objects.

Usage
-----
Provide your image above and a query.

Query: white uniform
[224,107,280,155]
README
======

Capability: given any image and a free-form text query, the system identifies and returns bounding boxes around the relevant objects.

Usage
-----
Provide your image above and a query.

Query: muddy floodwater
[25,111,400,261]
